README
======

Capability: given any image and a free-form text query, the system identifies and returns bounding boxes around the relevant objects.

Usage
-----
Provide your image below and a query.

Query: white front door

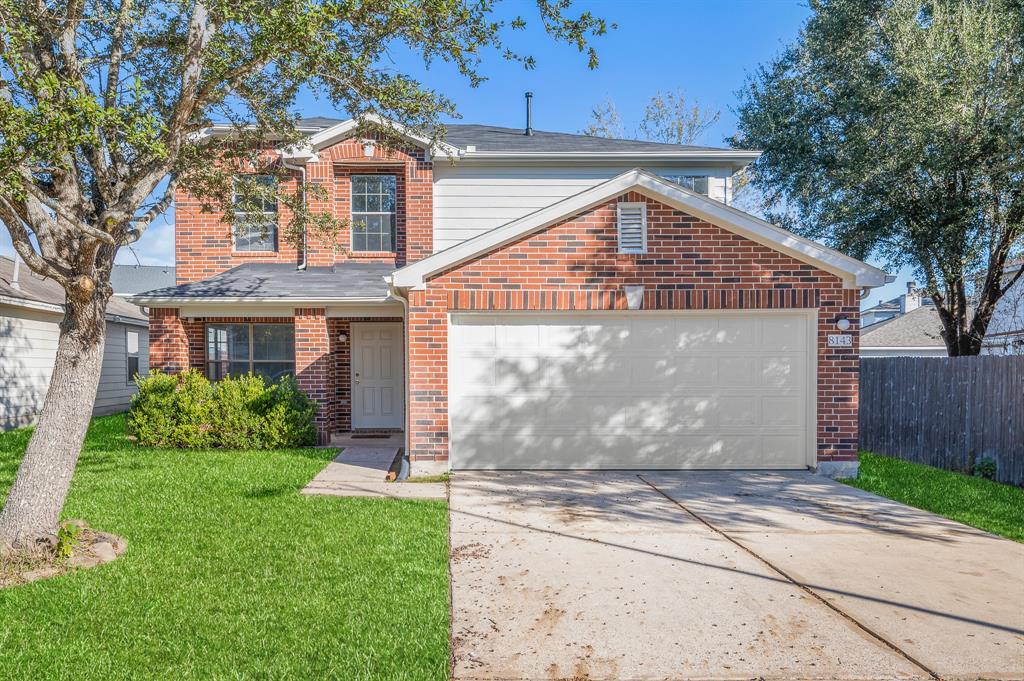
[352,323,404,429]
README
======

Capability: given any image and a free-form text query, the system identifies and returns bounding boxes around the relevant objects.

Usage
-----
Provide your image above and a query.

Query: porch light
[338,332,349,343]
[623,285,645,310]
[835,317,851,331]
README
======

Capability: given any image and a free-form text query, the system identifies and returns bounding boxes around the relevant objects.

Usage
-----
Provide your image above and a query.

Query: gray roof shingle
[133,262,393,300]
[861,306,946,348]
[110,264,176,294]
[295,118,740,154]
[0,256,148,322]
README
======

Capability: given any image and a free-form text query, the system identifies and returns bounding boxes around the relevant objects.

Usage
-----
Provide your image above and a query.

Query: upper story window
[351,175,397,252]
[233,175,278,252]
[662,175,710,197]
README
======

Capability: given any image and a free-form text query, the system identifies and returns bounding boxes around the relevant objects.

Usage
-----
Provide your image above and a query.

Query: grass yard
[0,414,450,680]
[843,452,1024,542]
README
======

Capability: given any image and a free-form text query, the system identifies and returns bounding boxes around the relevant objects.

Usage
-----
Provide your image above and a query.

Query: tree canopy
[0,0,607,548]
[731,0,1024,355]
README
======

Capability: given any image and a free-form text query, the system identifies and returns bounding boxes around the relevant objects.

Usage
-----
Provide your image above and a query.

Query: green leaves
[732,0,1024,353]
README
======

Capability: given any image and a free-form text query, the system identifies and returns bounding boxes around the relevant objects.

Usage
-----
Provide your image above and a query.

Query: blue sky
[0,0,911,307]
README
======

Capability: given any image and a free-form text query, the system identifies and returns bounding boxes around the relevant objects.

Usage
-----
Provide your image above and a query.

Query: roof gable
[391,169,890,289]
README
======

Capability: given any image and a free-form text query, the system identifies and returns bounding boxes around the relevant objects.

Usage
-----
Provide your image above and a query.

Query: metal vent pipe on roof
[525,92,534,136]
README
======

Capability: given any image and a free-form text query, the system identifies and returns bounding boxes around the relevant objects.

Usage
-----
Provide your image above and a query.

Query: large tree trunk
[0,293,109,550]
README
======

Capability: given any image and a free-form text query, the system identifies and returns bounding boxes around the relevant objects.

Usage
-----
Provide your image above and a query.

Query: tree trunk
[0,294,109,549]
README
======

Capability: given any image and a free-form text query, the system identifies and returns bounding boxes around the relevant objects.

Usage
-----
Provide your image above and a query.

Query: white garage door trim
[447,309,818,470]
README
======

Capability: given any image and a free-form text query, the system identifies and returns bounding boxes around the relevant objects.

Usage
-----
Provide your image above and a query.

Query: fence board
[859,356,1024,485]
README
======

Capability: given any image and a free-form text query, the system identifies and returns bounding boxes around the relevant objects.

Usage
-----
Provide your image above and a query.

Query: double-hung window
[233,175,278,252]
[206,323,295,383]
[351,175,397,252]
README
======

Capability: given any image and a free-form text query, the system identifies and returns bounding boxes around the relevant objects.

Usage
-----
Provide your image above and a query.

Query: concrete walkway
[301,446,446,499]
[450,471,1024,680]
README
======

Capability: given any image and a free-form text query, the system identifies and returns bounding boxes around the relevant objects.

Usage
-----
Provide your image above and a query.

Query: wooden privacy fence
[859,356,1024,486]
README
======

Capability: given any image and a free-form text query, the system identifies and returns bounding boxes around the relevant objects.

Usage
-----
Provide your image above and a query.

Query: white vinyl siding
[617,203,647,254]
[432,164,733,252]
[447,311,815,470]
[0,304,148,430]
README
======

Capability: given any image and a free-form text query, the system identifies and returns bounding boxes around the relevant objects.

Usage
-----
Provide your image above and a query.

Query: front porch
[136,263,407,445]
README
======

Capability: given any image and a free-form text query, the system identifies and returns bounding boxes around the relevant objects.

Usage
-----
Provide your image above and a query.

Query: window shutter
[617,202,647,254]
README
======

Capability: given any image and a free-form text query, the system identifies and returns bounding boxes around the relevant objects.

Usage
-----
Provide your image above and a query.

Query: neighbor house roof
[860,306,946,349]
[260,116,761,167]
[0,256,148,323]
[110,264,176,295]
[391,168,891,290]
[128,262,394,305]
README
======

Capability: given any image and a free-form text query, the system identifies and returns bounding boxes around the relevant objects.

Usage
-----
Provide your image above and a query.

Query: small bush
[128,370,318,449]
[974,456,998,481]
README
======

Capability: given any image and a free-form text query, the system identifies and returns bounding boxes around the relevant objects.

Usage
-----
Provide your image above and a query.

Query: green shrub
[260,376,318,448]
[128,370,318,450]
[213,373,270,449]
[127,371,179,446]
[974,456,998,481]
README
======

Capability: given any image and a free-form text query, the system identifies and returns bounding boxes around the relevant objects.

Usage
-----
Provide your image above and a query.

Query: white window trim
[126,329,141,385]
[616,202,648,255]
[232,175,279,253]
[350,174,397,253]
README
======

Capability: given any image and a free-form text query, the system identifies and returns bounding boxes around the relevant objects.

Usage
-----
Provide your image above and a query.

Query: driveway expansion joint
[636,474,945,681]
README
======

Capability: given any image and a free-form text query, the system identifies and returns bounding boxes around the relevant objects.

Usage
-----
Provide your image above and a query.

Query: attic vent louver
[616,202,647,254]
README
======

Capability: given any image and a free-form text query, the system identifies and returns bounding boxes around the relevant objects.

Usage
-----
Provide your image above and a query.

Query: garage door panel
[448,312,813,470]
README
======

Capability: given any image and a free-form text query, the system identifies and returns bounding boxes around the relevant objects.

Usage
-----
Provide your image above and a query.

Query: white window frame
[126,329,141,384]
[232,175,278,253]
[350,174,397,253]
[616,202,648,255]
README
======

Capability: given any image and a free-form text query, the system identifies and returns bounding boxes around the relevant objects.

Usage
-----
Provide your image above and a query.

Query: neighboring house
[860,306,947,357]
[131,115,889,477]
[111,264,176,296]
[861,281,933,327]
[1,256,150,430]
[983,261,1024,355]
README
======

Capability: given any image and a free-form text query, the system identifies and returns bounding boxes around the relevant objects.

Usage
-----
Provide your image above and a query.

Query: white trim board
[392,168,890,290]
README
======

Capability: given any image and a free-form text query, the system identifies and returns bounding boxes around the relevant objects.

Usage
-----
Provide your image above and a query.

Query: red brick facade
[173,139,432,284]
[156,163,865,466]
[406,192,861,464]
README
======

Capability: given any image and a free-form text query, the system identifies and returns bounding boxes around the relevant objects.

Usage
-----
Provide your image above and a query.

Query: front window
[233,175,278,252]
[351,175,397,252]
[206,323,295,383]
[662,175,709,196]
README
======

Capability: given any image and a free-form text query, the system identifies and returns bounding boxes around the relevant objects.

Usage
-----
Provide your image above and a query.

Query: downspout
[282,159,308,270]
[386,275,413,475]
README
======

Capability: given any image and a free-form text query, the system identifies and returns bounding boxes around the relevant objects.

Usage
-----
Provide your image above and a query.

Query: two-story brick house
[131,115,890,477]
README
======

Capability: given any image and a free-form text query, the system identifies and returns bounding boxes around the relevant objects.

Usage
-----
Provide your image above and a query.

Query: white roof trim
[392,168,889,289]
[281,114,463,161]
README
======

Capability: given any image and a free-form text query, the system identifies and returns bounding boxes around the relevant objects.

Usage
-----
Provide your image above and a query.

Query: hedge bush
[128,370,318,449]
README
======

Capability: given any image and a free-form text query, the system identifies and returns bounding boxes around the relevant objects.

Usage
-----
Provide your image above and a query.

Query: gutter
[385,276,413,469]
[0,294,148,326]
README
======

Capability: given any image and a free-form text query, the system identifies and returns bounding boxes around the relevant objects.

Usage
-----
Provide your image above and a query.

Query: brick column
[406,289,449,462]
[294,308,331,443]
[148,308,190,373]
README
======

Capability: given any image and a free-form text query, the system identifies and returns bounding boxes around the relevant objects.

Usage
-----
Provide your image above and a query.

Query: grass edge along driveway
[843,451,1024,542]
[0,414,450,680]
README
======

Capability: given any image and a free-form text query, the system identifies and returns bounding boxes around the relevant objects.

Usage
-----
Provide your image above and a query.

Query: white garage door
[448,311,815,469]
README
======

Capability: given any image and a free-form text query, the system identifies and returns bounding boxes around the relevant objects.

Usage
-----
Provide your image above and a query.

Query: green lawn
[0,414,449,680]
[843,452,1024,542]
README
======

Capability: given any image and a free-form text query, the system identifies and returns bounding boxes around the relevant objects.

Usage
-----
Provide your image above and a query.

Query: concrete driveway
[449,471,1024,680]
